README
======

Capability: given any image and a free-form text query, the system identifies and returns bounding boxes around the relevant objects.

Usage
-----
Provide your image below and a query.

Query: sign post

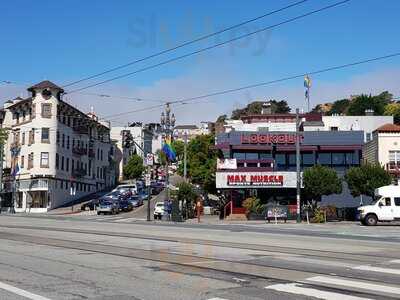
[296,108,301,223]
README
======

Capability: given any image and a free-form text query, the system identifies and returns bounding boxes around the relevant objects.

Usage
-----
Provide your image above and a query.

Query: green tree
[345,164,392,198]
[347,92,392,116]
[0,128,7,145]
[184,134,218,193]
[329,98,350,115]
[216,114,227,123]
[172,140,185,160]
[270,100,291,113]
[384,102,400,124]
[176,181,198,218]
[123,154,145,180]
[155,149,167,165]
[303,165,342,202]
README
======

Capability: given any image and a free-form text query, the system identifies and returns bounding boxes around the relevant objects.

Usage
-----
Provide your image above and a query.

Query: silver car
[97,199,119,215]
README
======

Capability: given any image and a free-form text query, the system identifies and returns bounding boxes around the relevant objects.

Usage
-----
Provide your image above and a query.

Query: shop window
[237,162,245,168]
[233,152,246,160]
[246,152,258,160]
[275,153,286,168]
[353,151,360,165]
[395,198,400,206]
[259,152,272,159]
[318,153,331,165]
[332,153,345,165]
[302,153,315,165]
[288,153,296,166]
[41,128,50,143]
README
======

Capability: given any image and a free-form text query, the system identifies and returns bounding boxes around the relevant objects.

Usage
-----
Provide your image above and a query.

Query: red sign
[227,174,284,186]
[240,133,303,145]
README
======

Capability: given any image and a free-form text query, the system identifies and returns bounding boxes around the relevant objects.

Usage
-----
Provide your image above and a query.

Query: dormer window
[41,89,52,100]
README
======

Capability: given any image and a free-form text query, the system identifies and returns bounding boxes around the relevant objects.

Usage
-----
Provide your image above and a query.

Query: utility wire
[105,51,400,121]
[62,0,309,88]
[66,0,351,94]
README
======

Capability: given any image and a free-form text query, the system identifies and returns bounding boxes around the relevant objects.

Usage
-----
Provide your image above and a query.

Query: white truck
[358,185,400,226]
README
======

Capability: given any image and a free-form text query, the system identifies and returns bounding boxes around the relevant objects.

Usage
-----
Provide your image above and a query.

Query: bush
[242,197,265,215]
[311,207,325,223]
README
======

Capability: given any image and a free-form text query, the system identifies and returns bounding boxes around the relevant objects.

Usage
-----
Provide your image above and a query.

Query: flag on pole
[12,163,19,177]
[162,136,176,161]
[304,75,311,89]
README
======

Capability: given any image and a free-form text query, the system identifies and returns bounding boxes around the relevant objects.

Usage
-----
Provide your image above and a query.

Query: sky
[1,0,400,126]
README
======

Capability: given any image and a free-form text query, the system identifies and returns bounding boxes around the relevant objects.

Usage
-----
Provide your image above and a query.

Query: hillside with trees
[311,91,397,122]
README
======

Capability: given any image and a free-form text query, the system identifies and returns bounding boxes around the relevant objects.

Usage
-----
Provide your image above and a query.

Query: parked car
[112,184,137,195]
[118,199,133,212]
[154,202,165,220]
[97,200,119,215]
[128,195,143,207]
[81,199,100,211]
[358,185,400,226]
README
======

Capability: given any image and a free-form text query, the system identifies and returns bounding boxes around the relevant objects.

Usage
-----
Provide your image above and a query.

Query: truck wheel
[365,214,378,226]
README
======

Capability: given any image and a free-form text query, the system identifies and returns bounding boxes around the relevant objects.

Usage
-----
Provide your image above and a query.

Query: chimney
[365,109,374,116]
[261,101,272,115]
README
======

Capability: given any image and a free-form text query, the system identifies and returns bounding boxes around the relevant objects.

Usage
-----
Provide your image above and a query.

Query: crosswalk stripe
[353,265,400,275]
[307,276,400,296]
[265,283,372,300]
[114,217,141,223]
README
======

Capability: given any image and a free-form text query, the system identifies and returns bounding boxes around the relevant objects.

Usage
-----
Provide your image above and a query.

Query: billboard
[216,171,300,189]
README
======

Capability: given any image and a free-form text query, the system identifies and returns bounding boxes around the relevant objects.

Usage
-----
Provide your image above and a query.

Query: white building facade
[110,124,153,182]
[364,124,400,179]
[1,81,115,213]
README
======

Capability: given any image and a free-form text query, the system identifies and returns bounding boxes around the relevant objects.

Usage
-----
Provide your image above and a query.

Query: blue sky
[1,0,400,124]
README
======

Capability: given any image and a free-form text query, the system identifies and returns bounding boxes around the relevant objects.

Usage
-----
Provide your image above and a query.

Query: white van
[112,184,137,195]
[358,185,400,226]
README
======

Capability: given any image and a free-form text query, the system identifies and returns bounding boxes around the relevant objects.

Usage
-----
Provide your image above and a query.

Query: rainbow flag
[304,75,311,88]
[162,136,176,161]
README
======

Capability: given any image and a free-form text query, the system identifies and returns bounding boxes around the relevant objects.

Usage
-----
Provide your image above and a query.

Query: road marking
[390,259,400,264]
[352,265,400,275]
[0,281,52,300]
[207,298,229,300]
[307,276,400,295]
[265,283,372,300]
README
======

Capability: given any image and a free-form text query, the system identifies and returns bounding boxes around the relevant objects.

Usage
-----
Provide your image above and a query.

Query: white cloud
[2,67,400,125]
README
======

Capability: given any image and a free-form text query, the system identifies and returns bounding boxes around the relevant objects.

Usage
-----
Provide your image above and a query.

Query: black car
[81,199,100,211]
[128,195,143,207]
[118,199,133,212]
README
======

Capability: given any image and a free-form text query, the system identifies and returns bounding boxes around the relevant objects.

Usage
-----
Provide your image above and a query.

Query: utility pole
[183,131,187,181]
[0,145,3,214]
[146,165,151,222]
[296,108,301,223]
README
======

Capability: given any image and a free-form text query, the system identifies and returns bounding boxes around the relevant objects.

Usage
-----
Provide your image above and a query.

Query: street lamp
[160,103,179,221]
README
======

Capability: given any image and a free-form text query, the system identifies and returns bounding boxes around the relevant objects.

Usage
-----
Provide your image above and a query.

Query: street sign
[145,153,154,166]
[145,173,151,187]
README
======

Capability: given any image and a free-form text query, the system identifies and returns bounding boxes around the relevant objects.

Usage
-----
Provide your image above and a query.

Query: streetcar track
[0,230,398,299]
[0,224,398,263]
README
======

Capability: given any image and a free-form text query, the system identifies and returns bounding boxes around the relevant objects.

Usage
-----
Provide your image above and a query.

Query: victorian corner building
[0,81,116,212]
[215,107,396,217]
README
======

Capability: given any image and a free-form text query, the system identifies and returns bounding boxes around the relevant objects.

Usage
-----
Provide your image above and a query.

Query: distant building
[319,115,393,142]
[173,125,201,141]
[110,124,153,182]
[364,124,400,180]
[1,81,115,212]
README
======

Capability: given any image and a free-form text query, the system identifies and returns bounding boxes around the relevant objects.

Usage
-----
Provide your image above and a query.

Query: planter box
[247,213,265,220]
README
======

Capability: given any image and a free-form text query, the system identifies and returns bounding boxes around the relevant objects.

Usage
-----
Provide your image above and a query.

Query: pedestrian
[196,198,202,223]
[167,200,172,221]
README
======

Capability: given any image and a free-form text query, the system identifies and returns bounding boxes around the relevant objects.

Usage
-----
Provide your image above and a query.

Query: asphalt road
[1,211,400,299]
